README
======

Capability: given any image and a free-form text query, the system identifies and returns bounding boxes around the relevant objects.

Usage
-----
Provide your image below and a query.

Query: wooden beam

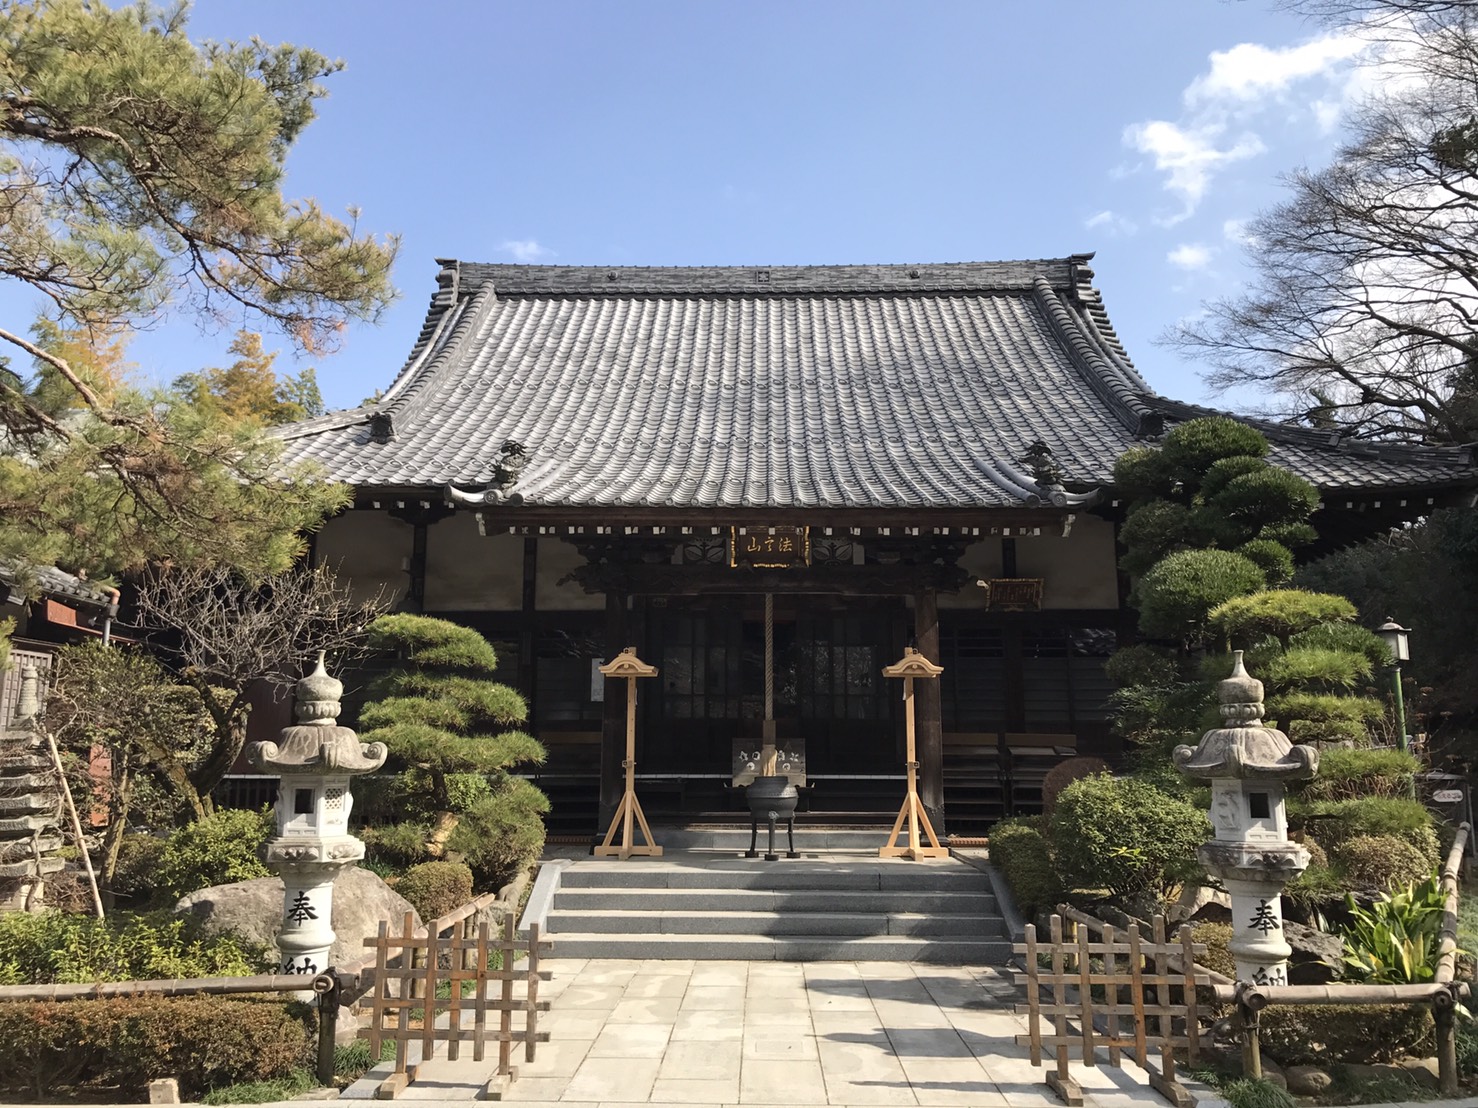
[598,592,627,834]
[914,588,945,833]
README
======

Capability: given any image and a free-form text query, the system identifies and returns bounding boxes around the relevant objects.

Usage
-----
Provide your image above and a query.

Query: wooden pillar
[914,587,945,834]
[598,591,628,832]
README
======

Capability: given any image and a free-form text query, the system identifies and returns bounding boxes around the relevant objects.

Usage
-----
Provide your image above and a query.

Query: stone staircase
[543,852,1012,963]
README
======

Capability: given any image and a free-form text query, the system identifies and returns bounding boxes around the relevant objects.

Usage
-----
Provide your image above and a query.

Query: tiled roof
[276,258,1477,507]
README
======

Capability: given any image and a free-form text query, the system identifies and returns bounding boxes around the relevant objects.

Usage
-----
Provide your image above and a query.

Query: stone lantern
[1174,651,1318,986]
[248,655,387,977]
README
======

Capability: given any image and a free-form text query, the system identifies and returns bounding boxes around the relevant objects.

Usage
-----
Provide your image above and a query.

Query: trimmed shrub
[1119,501,1194,576]
[1190,921,1235,979]
[1267,692,1385,745]
[0,911,260,985]
[1136,550,1267,641]
[1201,454,1270,499]
[394,861,474,922]
[1208,590,1357,646]
[1050,774,1210,902]
[0,995,311,1099]
[1211,468,1320,530]
[1112,445,1175,503]
[1040,757,1109,816]
[1303,797,1439,864]
[111,833,167,899]
[1104,644,1179,689]
[1332,834,1434,891]
[446,778,550,890]
[988,818,1064,916]
[1235,539,1295,588]
[156,808,272,901]
[1259,646,1370,691]
[1288,621,1391,670]
[1301,747,1419,802]
[1259,1002,1432,1064]
[1158,416,1268,479]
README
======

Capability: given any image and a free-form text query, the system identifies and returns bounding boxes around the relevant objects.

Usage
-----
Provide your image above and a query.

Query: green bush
[1104,644,1179,689]
[1119,501,1194,576]
[111,833,168,899]
[1040,757,1109,816]
[1332,834,1434,891]
[1208,590,1357,646]
[1235,539,1295,587]
[0,911,260,985]
[988,818,1064,916]
[1288,621,1391,670]
[1158,416,1269,480]
[1259,647,1370,692]
[1200,454,1270,499]
[1112,445,1175,503]
[1049,774,1210,903]
[1300,747,1418,802]
[1190,921,1235,978]
[1211,468,1320,531]
[1259,1002,1432,1063]
[0,996,311,1099]
[1136,550,1267,640]
[394,861,474,922]
[1221,1077,1296,1108]
[1268,692,1385,745]
[156,808,272,901]
[1302,797,1439,864]
[446,780,549,890]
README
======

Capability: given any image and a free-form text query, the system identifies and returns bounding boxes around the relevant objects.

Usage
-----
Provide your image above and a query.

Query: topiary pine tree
[1108,417,1392,785]
[358,615,548,890]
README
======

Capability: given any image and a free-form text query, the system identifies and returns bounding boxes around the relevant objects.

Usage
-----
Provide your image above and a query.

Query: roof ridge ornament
[446,439,529,506]
[1004,440,1102,509]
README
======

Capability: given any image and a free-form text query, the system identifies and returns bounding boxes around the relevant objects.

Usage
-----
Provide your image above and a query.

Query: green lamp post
[1375,618,1414,796]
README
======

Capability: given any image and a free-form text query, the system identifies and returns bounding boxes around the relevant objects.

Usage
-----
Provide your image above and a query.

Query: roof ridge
[1031,278,1161,438]
[1150,397,1475,465]
[379,286,499,429]
[449,258,1088,297]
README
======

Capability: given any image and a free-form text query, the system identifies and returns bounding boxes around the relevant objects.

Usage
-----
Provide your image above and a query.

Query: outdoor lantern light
[1376,617,1411,664]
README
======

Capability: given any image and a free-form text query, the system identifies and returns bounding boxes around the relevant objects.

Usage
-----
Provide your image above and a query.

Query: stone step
[550,887,997,915]
[546,908,997,937]
[559,865,990,893]
[547,932,1015,963]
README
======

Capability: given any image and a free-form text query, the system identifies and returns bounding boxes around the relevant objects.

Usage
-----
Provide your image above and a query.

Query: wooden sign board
[730,526,810,568]
[732,738,806,786]
[981,578,1045,611]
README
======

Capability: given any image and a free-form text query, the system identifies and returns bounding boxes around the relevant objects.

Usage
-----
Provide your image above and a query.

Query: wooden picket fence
[361,911,553,1099]
[1014,910,1208,1107]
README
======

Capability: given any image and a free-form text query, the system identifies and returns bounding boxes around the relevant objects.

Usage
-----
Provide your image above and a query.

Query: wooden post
[1436,993,1459,1096]
[879,648,948,860]
[914,588,945,830]
[1235,994,1262,1080]
[598,592,628,831]
[593,648,662,859]
[315,974,340,1087]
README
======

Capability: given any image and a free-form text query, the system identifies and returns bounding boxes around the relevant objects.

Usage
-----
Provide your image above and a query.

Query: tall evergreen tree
[359,616,548,890]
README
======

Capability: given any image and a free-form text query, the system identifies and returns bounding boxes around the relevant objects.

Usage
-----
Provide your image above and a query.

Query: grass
[201,1069,313,1105]
[1312,1064,1440,1105]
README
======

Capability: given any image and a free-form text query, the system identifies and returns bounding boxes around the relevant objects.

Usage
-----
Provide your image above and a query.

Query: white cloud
[499,239,555,262]
[1222,218,1255,245]
[1168,243,1213,270]
[1185,35,1367,107]
[1124,120,1264,220]
[1084,209,1137,236]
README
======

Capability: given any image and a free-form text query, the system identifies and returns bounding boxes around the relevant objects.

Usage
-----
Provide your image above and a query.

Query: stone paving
[350,955,1221,1107]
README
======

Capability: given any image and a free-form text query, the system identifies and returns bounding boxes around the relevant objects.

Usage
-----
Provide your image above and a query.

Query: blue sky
[31,1,1379,412]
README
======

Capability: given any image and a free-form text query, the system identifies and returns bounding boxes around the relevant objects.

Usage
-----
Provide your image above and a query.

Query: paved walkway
[347,956,1224,1107]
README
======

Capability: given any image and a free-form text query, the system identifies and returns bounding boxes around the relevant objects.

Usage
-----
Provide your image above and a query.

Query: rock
[1283,919,1344,985]
[1343,1062,1417,1086]
[1284,1065,1332,1095]
[1400,1057,1441,1090]
[174,865,423,969]
[1179,884,1232,924]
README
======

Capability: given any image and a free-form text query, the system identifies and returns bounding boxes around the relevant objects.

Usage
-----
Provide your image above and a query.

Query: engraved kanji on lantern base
[1174,651,1317,986]
[879,648,949,860]
[248,654,387,981]
[593,648,662,860]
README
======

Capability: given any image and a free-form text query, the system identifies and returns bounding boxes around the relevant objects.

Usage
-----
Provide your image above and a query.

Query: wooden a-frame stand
[879,647,949,860]
[593,647,663,860]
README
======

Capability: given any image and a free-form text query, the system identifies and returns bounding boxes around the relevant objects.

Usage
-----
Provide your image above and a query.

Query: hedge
[0,995,311,1100]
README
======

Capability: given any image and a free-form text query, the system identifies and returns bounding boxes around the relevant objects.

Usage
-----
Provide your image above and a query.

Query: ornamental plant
[358,615,548,889]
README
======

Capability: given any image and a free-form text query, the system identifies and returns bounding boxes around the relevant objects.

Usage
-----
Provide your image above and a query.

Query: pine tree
[359,616,548,889]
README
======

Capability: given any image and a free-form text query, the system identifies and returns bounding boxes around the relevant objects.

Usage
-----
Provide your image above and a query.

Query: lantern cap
[882,647,944,679]
[599,646,658,678]
[1173,652,1318,782]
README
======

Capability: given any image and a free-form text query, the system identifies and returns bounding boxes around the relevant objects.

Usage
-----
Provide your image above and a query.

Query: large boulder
[1285,919,1344,985]
[174,865,423,969]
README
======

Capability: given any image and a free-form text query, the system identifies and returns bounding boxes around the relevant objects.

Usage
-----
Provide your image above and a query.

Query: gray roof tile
[276,259,1477,506]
